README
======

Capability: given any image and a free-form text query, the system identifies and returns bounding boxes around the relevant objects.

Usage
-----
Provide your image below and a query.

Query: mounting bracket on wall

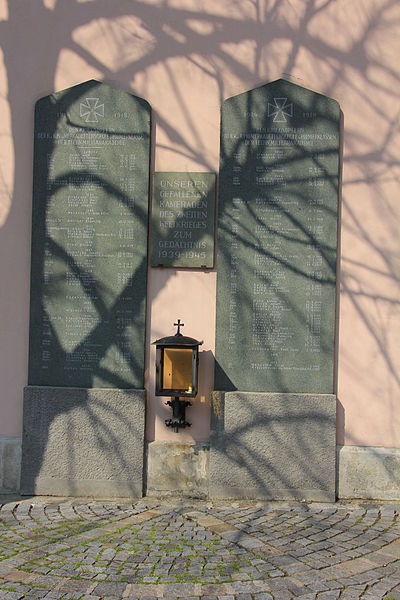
[165,397,192,433]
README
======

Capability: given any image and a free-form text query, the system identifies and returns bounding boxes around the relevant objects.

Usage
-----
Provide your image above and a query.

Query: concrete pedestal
[21,386,146,497]
[210,391,337,501]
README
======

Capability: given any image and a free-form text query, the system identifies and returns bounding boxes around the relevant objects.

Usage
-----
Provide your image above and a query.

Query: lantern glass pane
[163,348,193,392]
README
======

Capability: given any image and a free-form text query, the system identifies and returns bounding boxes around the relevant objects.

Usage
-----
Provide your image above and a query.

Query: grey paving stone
[92,581,128,595]
[316,592,341,600]
[22,591,49,599]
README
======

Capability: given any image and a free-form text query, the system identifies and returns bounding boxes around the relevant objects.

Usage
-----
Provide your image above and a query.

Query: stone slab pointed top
[215,79,341,394]
[29,80,151,389]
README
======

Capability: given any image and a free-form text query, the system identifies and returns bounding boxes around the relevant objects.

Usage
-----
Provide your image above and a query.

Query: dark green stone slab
[151,172,215,268]
[28,80,151,388]
[215,79,340,393]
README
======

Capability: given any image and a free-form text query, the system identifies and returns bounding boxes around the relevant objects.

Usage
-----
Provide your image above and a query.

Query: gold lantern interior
[162,348,193,393]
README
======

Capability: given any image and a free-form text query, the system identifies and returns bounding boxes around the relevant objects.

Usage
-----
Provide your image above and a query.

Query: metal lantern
[153,320,203,432]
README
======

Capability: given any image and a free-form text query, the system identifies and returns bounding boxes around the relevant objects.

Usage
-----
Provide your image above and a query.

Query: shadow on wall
[0,0,398,493]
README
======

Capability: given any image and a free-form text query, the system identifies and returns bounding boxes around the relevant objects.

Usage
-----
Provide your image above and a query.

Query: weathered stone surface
[151,172,216,268]
[209,391,336,501]
[337,445,400,500]
[20,386,145,497]
[146,441,209,497]
[0,436,21,493]
[29,80,151,389]
[215,79,340,393]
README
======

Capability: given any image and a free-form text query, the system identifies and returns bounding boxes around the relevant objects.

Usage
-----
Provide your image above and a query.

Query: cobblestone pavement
[0,497,399,599]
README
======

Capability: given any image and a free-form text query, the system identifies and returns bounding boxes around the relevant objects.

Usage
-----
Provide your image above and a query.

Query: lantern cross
[174,319,184,335]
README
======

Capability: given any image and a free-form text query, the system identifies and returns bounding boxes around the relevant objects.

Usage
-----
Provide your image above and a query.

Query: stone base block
[0,436,22,493]
[21,386,146,497]
[210,391,336,502]
[337,445,400,500]
[146,441,209,498]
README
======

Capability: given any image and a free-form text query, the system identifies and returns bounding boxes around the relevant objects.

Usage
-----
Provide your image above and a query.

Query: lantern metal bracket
[165,396,192,433]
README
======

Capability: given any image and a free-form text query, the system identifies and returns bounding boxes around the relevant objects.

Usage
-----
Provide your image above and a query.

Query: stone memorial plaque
[28,80,151,388]
[215,79,340,393]
[151,172,215,268]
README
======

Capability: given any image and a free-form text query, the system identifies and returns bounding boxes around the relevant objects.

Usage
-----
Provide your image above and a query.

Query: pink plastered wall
[0,0,399,447]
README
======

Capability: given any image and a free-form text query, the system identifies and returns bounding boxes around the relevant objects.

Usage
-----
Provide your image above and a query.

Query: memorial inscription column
[21,80,151,497]
[211,79,341,501]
